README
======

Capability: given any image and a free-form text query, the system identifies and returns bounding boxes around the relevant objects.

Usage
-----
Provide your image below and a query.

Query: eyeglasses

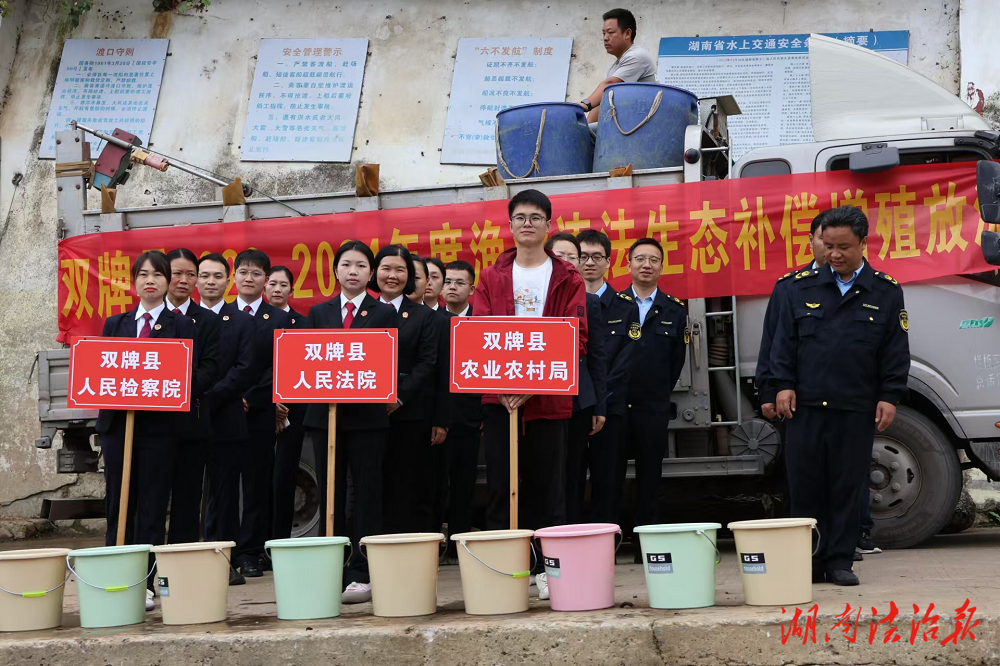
[235,269,265,279]
[631,255,663,266]
[555,253,579,263]
[443,278,470,287]
[511,214,548,227]
[580,253,607,264]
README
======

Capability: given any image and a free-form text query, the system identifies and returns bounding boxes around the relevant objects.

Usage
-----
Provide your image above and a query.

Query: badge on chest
[628,322,642,340]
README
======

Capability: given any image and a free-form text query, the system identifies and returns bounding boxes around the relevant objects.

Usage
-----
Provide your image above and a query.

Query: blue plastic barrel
[496,102,594,179]
[593,83,698,172]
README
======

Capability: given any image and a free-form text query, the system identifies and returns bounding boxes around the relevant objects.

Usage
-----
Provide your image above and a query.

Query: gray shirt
[607,44,657,83]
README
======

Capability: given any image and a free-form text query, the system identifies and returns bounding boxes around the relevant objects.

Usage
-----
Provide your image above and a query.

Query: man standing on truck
[577,8,657,122]
[771,206,909,586]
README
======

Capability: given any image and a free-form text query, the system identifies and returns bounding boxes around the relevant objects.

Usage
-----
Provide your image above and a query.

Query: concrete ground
[1,530,999,665]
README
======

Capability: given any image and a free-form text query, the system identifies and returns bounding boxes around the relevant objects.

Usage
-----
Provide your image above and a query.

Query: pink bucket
[534,523,622,611]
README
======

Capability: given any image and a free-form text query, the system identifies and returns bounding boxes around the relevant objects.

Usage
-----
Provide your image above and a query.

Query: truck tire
[869,406,962,549]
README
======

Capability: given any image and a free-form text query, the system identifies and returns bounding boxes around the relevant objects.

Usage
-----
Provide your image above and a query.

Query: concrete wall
[0,0,962,518]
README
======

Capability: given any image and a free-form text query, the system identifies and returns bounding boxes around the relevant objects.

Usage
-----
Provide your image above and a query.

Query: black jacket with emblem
[769,260,910,413]
[755,265,810,406]
[621,288,689,412]
[598,286,639,417]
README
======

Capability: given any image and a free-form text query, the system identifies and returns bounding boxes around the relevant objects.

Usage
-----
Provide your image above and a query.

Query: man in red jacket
[473,189,589,544]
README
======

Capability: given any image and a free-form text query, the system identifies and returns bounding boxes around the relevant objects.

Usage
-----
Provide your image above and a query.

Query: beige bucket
[0,548,70,632]
[360,533,444,617]
[727,518,818,606]
[451,530,534,615]
[150,541,235,625]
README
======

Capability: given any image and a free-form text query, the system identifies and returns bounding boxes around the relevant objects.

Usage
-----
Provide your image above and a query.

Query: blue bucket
[496,102,594,179]
[593,83,698,172]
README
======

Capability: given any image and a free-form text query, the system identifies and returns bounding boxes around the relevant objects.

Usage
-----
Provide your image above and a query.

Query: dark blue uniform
[770,261,909,574]
[620,287,688,528]
[755,268,805,407]
[565,292,608,524]
[303,293,396,587]
[590,285,641,524]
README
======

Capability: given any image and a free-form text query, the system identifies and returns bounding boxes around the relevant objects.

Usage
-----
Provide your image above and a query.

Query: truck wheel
[870,406,962,549]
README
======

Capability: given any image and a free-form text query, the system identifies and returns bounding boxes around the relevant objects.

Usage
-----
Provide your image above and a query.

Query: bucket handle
[606,88,663,137]
[812,524,822,557]
[459,539,536,579]
[694,530,722,566]
[265,542,354,568]
[0,570,71,598]
[66,555,155,593]
[496,108,547,179]
[359,539,447,561]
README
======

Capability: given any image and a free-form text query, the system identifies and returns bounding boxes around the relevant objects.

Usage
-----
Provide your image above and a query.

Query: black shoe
[853,547,864,562]
[812,569,826,584]
[827,569,859,586]
[259,553,272,572]
[229,568,246,586]
[633,549,642,565]
[239,559,263,578]
[858,532,881,554]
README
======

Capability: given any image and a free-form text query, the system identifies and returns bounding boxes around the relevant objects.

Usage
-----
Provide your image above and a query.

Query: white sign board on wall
[960,0,1000,130]
[441,38,573,165]
[657,32,909,161]
[40,39,169,159]
[240,38,368,162]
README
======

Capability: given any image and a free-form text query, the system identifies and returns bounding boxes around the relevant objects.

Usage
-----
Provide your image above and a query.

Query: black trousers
[103,430,178,591]
[272,406,307,539]
[566,407,593,525]
[383,420,435,534]
[589,414,625,525]
[627,408,671,528]
[483,404,567,532]
[785,406,874,572]
[236,407,276,564]
[445,425,481,556]
[311,427,387,586]
[204,440,243,545]
[167,438,206,544]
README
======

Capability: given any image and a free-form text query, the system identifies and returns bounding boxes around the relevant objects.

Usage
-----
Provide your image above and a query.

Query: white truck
[36,35,1000,547]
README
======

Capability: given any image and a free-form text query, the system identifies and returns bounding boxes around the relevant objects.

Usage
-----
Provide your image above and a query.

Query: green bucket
[67,544,152,628]
[265,536,351,620]
[634,523,721,609]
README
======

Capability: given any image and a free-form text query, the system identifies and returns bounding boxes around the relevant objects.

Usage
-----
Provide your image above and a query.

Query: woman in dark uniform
[96,250,199,611]
[369,246,439,534]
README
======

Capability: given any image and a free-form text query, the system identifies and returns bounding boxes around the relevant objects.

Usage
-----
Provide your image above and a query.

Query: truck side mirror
[978,160,1000,224]
[848,143,900,174]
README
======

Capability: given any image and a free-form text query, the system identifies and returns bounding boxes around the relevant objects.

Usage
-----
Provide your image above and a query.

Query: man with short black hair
[443,260,476,316]
[473,189,588,598]
[620,237,688,530]
[196,253,256,585]
[227,249,288,577]
[771,206,909,586]
[578,8,657,121]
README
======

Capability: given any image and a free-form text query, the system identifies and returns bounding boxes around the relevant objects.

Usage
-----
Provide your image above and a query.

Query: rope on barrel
[607,89,663,136]
[496,108,547,179]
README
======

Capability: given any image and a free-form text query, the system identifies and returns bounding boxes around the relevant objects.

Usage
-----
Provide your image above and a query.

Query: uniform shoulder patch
[618,292,634,302]
[899,310,909,331]
[667,295,685,306]
[794,269,817,279]
[777,271,795,282]
[880,272,900,286]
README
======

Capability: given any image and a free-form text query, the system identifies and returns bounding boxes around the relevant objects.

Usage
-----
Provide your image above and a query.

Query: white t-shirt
[512,258,552,317]
[607,44,657,83]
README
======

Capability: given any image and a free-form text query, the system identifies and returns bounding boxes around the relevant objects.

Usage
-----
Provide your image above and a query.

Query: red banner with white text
[57,162,997,342]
